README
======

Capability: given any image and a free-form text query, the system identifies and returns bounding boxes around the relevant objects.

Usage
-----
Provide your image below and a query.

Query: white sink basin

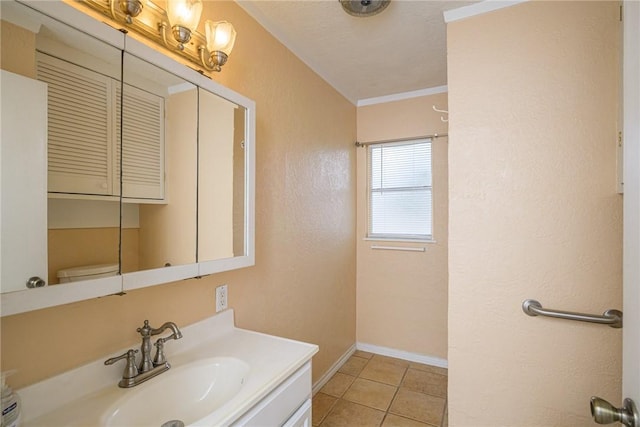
[101,357,249,427]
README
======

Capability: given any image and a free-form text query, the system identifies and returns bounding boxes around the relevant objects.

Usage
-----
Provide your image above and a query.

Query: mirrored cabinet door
[1,0,124,288]
[0,0,124,315]
[197,84,254,277]
[120,51,198,279]
[37,11,123,287]
[197,88,247,262]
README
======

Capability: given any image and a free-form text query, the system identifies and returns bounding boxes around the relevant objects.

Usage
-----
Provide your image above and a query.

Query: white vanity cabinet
[283,399,312,427]
[17,311,317,427]
[232,362,312,427]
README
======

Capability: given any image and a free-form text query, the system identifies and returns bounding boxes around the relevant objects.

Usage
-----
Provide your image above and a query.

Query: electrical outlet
[215,284,228,312]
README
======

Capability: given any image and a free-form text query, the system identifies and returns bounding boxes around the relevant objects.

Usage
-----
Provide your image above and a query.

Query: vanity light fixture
[202,20,237,72]
[83,0,236,72]
[118,0,143,22]
[165,0,202,47]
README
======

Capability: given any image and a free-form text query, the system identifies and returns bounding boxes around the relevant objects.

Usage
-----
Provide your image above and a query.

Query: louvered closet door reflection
[117,83,164,200]
[37,53,116,196]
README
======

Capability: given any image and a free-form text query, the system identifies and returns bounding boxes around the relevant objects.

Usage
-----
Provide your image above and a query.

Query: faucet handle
[153,338,167,366]
[104,349,139,380]
[137,320,152,337]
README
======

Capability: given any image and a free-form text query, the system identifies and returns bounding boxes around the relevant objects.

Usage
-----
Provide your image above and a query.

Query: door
[593,2,640,425]
[622,0,640,413]
[0,70,48,292]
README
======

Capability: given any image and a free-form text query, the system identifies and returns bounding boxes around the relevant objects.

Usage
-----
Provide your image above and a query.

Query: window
[368,139,432,241]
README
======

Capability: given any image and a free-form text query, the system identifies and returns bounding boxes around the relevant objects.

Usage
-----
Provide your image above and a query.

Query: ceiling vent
[340,0,390,17]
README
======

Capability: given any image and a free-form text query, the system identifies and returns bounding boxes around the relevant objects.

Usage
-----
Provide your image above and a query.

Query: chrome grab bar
[522,299,623,328]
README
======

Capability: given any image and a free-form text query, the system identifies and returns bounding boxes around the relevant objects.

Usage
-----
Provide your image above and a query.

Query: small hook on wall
[433,105,449,122]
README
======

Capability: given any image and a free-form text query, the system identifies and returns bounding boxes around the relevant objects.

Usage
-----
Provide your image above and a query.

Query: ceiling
[237,0,480,104]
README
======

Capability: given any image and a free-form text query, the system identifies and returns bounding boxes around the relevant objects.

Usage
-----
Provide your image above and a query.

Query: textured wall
[0,20,35,79]
[447,2,622,425]
[138,88,198,270]
[356,93,448,360]
[0,1,356,389]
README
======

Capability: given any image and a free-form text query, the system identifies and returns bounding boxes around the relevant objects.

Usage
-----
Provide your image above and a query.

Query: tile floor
[312,351,448,427]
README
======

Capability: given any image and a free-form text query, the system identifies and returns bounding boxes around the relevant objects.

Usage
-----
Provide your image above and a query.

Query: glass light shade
[205,20,237,55]
[167,0,203,32]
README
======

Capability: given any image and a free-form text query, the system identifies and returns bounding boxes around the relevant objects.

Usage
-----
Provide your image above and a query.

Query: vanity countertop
[19,309,318,426]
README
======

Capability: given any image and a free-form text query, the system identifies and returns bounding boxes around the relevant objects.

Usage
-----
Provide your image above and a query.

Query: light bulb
[167,0,202,32]
[205,20,237,56]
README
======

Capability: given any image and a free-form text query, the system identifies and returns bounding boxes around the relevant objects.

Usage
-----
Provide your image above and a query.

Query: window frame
[366,138,434,243]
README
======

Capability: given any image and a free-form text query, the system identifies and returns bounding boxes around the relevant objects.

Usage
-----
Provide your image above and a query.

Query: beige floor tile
[320,399,386,427]
[401,369,447,398]
[354,350,374,359]
[382,414,431,427]
[408,362,448,377]
[324,353,448,427]
[371,354,410,368]
[360,359,407,386]
[389,388,445,426]
[321,373,356,398]
[339,356,369,377]
[343,378,398,411]
[312,393,337,426]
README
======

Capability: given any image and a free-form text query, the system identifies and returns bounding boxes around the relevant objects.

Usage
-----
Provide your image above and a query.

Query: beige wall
[447,2,621,425]
[356,92,448,359]
[1,1,356,389]
[48,228,120,284]
[138,88,198,270]
[198,91,235,261]
[0,20,36,79]
[233,106,246,256]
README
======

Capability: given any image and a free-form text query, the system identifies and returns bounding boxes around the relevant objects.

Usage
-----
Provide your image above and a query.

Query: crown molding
[444,0,529,23]
[357,85,448,107]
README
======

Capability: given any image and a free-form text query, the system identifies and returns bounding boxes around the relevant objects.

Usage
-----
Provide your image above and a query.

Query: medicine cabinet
[0,0,255,316]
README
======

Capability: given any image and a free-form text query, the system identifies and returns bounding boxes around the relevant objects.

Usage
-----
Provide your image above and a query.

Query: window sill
[363,237,437,244]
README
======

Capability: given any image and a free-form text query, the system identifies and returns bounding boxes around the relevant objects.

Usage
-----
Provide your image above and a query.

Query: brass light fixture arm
[109,0,117,20]
[198,46,219,72]
[158,21,171,50]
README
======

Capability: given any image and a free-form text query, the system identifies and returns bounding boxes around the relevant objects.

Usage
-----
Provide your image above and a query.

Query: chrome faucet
[104,320,183,388]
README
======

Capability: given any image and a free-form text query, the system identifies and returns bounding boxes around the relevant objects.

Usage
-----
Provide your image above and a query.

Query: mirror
[120,52,197,274]
[0,0,255,316]
[198,88,246,262]
[1,0,123,293]
[41,25,123,286]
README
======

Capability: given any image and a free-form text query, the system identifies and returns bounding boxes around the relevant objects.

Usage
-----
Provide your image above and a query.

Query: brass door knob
[26,276,45,288]
[591,396,639,427]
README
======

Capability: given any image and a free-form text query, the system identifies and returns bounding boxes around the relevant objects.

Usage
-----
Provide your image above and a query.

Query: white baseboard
[356,342,448,369]
[312,343,356,395]
[312,342,447,396]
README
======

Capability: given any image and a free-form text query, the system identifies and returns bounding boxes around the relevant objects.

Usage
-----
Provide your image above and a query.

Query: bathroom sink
[101,357,249,427]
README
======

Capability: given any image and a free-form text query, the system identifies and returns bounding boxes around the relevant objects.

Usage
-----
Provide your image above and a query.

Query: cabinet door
[283,399,312,427]
[231,363,312,426]
[118,83,165,200]
[0,70,48,292]
[120,51,195,281]
[37,53,116,196]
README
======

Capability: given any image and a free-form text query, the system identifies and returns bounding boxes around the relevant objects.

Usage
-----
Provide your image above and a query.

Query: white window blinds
[368,139,432,240]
